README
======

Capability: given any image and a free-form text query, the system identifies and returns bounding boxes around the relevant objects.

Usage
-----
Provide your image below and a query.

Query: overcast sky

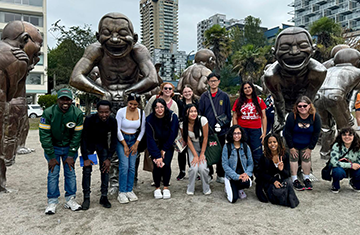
[47,0,293,53]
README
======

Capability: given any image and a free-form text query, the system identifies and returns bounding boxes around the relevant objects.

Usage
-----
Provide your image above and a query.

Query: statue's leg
[17,114,32,154]
[0,159,7,192]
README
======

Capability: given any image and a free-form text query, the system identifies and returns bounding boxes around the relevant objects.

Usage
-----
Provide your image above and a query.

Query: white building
[0,0,47,104]
[197,13,242,50]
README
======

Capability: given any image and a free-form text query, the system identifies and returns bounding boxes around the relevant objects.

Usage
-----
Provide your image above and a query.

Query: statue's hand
[11,48,29,62]
[101,91,112,101]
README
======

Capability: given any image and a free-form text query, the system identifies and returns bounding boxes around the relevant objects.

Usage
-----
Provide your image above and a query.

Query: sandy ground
[1,130,360,235]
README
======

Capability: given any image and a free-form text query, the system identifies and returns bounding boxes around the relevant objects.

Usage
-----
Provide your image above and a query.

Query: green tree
[37,94,58,109]
[243,15,267,47]
[203,24,233,73]
[232,44,267,83]
[229,26,245,53]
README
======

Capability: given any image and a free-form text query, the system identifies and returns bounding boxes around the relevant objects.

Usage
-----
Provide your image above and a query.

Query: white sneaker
[45,203,57,215]
[163,189,171,199]
[117,192,129,204]
[186,190,194,196]
[204,189,212,195]
[64,197,81,211]
[126,191,138,202]
[154,189,163,199]
[239,190,247,199]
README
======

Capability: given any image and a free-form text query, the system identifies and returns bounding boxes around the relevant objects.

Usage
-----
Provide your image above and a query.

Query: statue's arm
[264,73,286,125]
[125,44,158,94]
[70,43,108,97]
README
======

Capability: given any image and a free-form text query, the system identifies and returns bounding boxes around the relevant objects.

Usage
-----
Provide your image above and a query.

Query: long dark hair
[226,125,247,144]
[331,127,360,152]
[151,98,172,129]
[183,104,201,144]
[263,134,285,161]
[236,82,262,117]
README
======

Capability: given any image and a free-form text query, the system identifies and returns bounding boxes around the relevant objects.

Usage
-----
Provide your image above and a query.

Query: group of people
[39,73,360,215]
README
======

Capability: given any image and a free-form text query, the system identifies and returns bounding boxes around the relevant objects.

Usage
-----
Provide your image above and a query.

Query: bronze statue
[70,12,158,108]
[314,48,360,159]
[264,27,327,132]
[0,21,32,192]
[70,13,159,195]
[17,22,43,155]
[177,49,216,96]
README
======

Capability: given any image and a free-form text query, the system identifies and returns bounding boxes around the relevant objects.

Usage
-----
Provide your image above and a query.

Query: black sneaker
[349,180,360,192]
[82,198,90,210]
[99,196,111,208]
[331,186,339,194]
[177,172,186,181]
[304,179,313,190]
[293,180,305,191]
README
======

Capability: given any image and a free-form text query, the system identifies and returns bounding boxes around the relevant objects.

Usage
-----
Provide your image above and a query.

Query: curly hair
[159,82,175,97]
[331,127,360,152]
[292,96,316,116]
[226,125,247,144]
[263,134,286,161]
[235,82,262,118]
[182,104,202,144]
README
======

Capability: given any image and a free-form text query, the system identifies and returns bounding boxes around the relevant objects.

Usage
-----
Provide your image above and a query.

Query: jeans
[243,128,262,171]
[82,148,109,198]
[44,146,78,204]
[117,134,137,193]
[332,167,360,189]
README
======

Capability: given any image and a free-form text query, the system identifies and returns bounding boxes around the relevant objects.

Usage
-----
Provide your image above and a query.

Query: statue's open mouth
[282,56,308,70]
[105,44,128,56]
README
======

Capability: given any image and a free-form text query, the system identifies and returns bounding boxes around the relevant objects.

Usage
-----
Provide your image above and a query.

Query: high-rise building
[0,0,47,104]
[197,14,242,50]
[291,0,360,30]
[152,48,186,81]
[140,0,179,54]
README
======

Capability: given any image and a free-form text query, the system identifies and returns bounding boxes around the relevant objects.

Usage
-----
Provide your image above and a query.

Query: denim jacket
[222,143,254,180]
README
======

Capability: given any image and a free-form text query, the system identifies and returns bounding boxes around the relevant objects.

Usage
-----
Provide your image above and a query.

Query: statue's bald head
[98,12,135,35]
[334,48,360,67]
[23,22,43,46]
[275,27,313,52]
[1,21,30,49]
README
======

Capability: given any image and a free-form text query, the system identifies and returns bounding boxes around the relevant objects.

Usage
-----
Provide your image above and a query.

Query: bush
[38,94,57,109]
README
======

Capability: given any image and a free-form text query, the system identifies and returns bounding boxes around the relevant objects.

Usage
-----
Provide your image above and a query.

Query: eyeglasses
[130,93,140,98]
[208,80,219,83]
[297,105,308,108]
[233,132,242,136]
[164,87,173,90]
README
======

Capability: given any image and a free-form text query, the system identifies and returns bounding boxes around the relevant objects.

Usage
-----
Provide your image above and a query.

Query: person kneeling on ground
[330,127,360,193]
[222,125,253,203]
[256,134,299,208]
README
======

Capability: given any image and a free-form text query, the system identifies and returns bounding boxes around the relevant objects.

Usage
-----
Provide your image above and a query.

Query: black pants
[178,148,187,173]
[82,149,109,198]
[209,134,225,178]
[152,149,174,188]
[226,178,251,203]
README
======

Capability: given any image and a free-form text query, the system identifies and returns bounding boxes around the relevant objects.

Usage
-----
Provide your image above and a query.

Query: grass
[29,118,40,130]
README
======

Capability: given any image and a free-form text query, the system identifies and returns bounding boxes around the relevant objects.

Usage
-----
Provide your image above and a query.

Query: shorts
[356,108,360,112]
[289,148,311,163]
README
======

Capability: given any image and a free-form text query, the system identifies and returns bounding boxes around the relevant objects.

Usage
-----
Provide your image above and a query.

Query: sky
[47,0,294,53]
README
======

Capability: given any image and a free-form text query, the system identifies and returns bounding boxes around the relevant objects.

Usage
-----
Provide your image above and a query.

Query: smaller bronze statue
[177,49,216,96]
[264,27,327,132]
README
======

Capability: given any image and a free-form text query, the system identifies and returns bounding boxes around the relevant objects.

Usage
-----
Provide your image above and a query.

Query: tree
[203,24,233,73]
[243,15,267,47]
[37,94,57,109]
[232,44,267,84]
[47,21,98,114]
[229,26,245,53]
[309,17,344,62]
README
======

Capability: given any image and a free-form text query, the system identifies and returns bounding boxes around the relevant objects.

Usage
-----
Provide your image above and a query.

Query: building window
[0,0,43,6]
[0,11,43,27]
[26,72,42,85]
[37,53,44,66]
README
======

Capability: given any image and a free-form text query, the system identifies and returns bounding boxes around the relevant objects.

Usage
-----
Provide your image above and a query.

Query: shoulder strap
[208,91,219,118]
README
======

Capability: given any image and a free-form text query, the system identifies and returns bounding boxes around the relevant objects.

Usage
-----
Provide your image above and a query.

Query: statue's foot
[17,147,35,155]
[107,187,119,199]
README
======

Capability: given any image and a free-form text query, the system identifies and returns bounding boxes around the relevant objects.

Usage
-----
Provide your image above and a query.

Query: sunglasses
[130,93,140,98]
[297,105,308,108]
[164,87,173,90]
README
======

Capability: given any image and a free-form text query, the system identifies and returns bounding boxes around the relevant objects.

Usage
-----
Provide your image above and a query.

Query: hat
[57,88,73,100]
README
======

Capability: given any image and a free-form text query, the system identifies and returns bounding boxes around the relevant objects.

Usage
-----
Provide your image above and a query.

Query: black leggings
[152,149,174,187]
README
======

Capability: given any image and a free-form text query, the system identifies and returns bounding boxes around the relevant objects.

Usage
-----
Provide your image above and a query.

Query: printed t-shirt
[232,97,266,129]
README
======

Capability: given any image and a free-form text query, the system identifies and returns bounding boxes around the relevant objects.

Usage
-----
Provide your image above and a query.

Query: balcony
[328,2,340,9]
[315,0,327,4]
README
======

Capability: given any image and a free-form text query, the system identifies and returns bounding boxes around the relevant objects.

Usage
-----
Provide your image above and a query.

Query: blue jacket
[222,143,254,180]
[198,89,231,136]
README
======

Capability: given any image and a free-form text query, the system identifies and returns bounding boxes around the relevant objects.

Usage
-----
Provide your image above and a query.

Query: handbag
[207,91,230,128]
[321,149,350,181]
[200,124,222,165]
[143,149,153,172]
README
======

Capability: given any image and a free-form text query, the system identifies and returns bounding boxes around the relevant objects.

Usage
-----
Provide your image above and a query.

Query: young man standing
[81,100,117,210]
[199,73,231,183]
[39,88,83,215]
